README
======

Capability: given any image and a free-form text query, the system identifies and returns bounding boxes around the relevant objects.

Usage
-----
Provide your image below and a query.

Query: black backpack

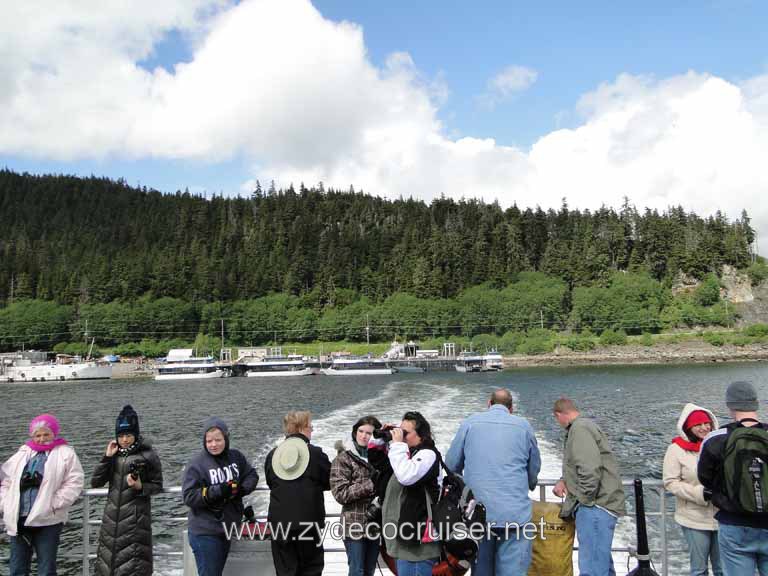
[428,456,487,561]
[723,419,768,514]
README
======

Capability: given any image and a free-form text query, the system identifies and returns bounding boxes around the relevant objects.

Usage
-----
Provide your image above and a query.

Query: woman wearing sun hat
[663,403,723,576]
[265,410,332,576]
[0,413,84,575]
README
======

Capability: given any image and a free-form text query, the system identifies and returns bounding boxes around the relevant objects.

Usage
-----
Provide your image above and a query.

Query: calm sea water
[1,362,766,575]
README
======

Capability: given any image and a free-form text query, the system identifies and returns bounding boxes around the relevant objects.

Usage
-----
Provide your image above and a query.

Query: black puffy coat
[91,440,163,576]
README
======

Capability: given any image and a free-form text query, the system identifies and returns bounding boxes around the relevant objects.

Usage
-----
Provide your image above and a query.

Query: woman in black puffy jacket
[91,405,163,576]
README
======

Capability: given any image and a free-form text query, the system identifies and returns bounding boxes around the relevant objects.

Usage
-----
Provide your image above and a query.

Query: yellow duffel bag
[527,500,575,576]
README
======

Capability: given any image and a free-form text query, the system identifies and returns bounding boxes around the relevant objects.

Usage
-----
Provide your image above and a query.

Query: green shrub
[499,331,525,354]
[694,274,721,306]
[703,333,725,347]
[563,335,596,351]
[744,324,768,337]
[517,335,555,355]
[599,329,628,346]
[747,261,768,286]
[640,333,654,347]
[731,336,752,347]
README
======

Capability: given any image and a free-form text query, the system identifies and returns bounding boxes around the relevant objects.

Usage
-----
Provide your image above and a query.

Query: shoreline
[502,341,768,368]
[105,341,768,378]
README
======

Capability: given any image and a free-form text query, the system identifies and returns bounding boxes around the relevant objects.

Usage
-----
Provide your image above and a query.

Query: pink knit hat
[28,413,61,437]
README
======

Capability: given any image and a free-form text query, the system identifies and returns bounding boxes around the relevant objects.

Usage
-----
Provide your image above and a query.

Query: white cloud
[2,0,768,251]
[476,65,538,110]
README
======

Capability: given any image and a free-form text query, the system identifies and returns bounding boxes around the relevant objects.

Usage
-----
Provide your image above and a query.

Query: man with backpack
[445,388,541,576]
[698,381,768,575]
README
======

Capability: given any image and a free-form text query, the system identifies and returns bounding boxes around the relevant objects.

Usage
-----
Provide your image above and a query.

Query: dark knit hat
[116,405,140,438]
[725,381,759,412]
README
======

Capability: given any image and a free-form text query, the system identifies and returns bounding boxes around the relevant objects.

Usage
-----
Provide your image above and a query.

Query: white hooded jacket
[662,402,719,531]
[0,444,84,535]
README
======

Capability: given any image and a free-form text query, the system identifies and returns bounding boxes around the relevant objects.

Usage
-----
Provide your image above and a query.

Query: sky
[1,0,768,251]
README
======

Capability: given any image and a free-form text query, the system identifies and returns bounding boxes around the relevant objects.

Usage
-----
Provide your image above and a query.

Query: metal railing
[1,478,682,576]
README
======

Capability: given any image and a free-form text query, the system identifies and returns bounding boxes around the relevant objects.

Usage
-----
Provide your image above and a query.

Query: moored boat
[244,354,313,377]
[321,357,394,376]
[2,353,112,382]
[155,349,229,381]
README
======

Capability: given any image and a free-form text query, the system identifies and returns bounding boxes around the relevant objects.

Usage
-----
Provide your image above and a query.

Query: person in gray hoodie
[182,417,259,576]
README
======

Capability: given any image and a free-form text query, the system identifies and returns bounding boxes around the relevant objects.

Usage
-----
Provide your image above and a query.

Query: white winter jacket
[662,403,719,531]
[0,443,84,536]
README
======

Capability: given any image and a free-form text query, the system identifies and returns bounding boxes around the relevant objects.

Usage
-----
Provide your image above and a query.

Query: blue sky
[2,0,768,243]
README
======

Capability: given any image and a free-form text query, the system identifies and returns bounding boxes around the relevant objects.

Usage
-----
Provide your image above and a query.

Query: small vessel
[321,356,394,376]
[481,350,504,371]
[244,354,313,377]
[155,349,229,381]
[454,351,485,373]
[1,352,112,383]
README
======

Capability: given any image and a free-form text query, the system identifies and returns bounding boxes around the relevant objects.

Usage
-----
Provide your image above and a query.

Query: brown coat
[330,441,375,538]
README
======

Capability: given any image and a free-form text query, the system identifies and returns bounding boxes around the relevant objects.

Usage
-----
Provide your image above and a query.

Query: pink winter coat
[0,444,84,536]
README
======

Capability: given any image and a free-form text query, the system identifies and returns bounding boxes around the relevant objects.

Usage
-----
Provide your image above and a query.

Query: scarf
[117,438,142,456]
[25,438,67,452]
[672,436,701,452]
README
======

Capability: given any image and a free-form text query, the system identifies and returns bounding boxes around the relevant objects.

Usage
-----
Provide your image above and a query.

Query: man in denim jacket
[445,388,541,576]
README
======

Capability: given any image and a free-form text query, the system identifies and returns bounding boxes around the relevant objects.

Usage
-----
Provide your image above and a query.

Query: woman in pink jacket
[0,413,84,575]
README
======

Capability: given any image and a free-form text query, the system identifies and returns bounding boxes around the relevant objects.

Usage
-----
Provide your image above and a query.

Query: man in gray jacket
[552,397,625,576]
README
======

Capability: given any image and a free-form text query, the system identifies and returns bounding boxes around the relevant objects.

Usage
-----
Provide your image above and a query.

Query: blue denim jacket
[445,404,541,526]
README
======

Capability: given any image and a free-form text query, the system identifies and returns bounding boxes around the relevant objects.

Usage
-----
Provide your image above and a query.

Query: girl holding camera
[331,415,383,576]
[382,411,441,576]
[1,413,84,576]
[92,405,163,576]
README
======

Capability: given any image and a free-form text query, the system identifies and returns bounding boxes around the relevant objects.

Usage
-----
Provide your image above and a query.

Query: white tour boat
[2,353,112,382]
[321,357,394,376]
[155,349,229,381]
[244,354,313,377]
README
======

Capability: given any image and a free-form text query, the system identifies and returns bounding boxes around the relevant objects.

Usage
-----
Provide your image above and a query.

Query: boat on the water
[155,349,229,381]
[454,351,485,373]
[321,356,394,376]
[243,354,314,377]
[454,349,503,372]
[1,353,112,382]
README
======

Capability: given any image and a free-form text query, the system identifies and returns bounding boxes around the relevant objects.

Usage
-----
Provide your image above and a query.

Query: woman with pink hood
[663,403,722,576]
[0,413,84,575]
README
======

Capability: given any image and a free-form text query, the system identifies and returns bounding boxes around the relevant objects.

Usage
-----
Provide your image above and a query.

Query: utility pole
[366,314,370,346]
[540,310,544,330]
[220,319,225,353]
[9,275,14,304]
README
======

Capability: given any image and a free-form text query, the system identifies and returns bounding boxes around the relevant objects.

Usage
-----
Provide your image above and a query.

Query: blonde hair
[283,411,312,435]
[553,397,578,414]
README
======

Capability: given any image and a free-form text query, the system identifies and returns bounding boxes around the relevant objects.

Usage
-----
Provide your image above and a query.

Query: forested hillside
[0,169,763,352]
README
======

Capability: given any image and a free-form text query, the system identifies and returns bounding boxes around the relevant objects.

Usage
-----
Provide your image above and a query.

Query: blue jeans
[718,524,768,576]
[575,505,617,576]
[472,526,533,576]
[681,526,722,576]
[188,532,232,576]
[395,558,435,576]
[9,522,63,576]
[344,538,380,576]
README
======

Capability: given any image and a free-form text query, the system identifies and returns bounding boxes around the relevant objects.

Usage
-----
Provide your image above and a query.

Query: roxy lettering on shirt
[209,462,239,484]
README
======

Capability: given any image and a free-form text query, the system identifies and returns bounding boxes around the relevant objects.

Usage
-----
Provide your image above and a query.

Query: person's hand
[553,480,568,498]
[127,474,142,491]
[222,481,239,500]
[382,423,398,431]
[105,441,118,457]
[390,428,405,443]
[204,484,225,505]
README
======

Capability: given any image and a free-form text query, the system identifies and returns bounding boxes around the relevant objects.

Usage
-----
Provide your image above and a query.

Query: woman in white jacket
[0,413,84,575]
[662,403,722,576]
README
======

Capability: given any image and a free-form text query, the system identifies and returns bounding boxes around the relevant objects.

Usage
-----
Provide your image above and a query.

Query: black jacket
[265,434,331,535]
[698,419,768,528]
[91,440,163,576]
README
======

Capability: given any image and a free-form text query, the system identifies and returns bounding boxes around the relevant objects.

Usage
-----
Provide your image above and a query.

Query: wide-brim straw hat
[272,437,310,480]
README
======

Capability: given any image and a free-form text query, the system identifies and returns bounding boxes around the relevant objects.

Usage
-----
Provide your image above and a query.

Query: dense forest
[0,169,763,353]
